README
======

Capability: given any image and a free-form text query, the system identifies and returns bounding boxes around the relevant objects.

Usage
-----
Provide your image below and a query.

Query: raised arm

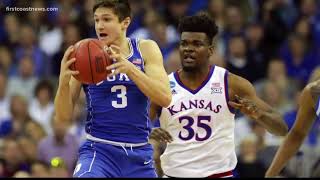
[106,40,171,107]
[54,46,82,124]
[228,73,288,136]
[265,85,317,177]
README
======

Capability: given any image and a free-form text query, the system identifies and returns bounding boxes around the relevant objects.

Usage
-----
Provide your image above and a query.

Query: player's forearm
[127,67,171,107]
[54,84,74,124]
[154,158,164,177]
[266,130,305,177]
[152,141,164,177]
[255,110,288,136]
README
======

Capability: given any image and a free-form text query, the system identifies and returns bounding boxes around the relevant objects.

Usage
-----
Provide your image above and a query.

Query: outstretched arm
[228,73,288,136]
[265,85,317,177]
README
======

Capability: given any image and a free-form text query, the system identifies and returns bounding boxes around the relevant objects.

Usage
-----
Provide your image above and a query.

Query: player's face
[179,32,212,72]
[94,7,130,45]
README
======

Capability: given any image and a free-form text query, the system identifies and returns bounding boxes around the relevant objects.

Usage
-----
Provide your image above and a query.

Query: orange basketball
[69,38,112,84]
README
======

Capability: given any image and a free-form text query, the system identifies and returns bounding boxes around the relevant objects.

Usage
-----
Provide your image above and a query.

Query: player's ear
[122,17,131,30]
[208,45,214,56]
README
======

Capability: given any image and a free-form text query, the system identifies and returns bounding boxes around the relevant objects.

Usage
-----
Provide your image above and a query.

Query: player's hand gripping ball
[69,39,112,84]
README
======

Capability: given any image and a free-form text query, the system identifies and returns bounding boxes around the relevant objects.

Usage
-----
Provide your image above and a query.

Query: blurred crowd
[0,0,320,178]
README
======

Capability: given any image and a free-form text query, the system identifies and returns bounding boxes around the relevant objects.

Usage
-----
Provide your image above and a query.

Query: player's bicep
[140,40,170,85]
[229,73,273,112]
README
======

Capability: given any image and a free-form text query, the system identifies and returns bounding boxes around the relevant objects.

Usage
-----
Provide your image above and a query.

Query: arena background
[0,0,320,177]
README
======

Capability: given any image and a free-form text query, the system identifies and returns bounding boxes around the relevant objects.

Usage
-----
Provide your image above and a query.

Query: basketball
[69,38,112,84]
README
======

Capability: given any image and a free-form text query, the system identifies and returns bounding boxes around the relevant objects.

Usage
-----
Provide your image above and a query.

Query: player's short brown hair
[93,0,131,21]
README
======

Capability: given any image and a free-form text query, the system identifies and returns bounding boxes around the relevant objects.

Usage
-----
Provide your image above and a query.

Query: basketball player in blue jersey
[54,0,171,178]
[266,68,320,177]
[149,13,288,178]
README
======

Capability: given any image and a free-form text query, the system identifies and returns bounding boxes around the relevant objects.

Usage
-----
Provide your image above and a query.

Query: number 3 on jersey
[111,85,128,108]
[179,116,212,141]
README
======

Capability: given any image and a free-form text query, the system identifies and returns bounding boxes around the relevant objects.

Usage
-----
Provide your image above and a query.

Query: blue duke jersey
[82,38,150,143]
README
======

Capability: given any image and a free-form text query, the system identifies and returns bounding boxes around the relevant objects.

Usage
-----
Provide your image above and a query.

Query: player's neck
[179,66,211,90]
[116,35,131,58]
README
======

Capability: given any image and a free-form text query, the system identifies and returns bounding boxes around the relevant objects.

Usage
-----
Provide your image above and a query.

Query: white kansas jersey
[159,66,236,178]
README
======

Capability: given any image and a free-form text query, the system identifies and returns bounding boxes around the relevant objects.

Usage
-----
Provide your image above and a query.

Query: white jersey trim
[316,97,320,117]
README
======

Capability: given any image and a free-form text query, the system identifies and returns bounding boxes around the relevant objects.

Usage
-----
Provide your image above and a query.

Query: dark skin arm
[228,73,288,136]
[148,139,165,177]
[149,102,172,177]
[265,82,318,177]
[149,102,173,143]
[149,73,288,141]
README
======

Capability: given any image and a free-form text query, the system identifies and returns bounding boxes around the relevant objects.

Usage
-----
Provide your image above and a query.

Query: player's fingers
[107,70,118,78]
[245,105,254,112]
[106,62,122,71]
[157,131,170,142]
[65,58,76,68]
[154,129,169,142]
[66,70,79,76]
[109,44,120,54]
[161,130,173,142]
[228,101,242,109]
[150,131,162,141]
[62,46,74,62]
[107,67,124,78]
[149,133,157,140]
[103,45,112,55]
[164,134,173,142]
[235,95,245,103]
[70,71,80,75]
[109,54,121,61]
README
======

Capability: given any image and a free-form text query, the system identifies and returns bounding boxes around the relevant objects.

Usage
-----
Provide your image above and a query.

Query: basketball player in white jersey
[149,13,288,178]
[266,68,320,177]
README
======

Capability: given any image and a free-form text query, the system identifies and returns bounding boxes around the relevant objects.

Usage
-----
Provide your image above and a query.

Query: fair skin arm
[106,40,171,107]
[228,73,288,136]
[265,85,317,177]
[54,46,82,125]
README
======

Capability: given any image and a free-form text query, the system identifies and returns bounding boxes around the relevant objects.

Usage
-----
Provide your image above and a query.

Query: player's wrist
[125,62,139,77]
[58,77,70,88]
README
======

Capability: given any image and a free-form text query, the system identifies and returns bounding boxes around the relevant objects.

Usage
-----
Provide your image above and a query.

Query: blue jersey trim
[125,38,134,59]
[224,70,236,114]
